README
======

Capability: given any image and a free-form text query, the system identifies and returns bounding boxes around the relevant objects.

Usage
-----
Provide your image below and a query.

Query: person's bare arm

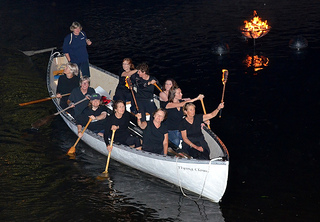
[65,53,71,62]
[165,94,204,109]
[203,102,224,122]
[181,130,204,152]
[136,113,147,129]
[163,133,168,156]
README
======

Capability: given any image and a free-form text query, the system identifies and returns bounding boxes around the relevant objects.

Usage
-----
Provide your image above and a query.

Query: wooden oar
[21,47,57,56]
[31,97,88,128]
[200,99,211,129]
[67,118,93,156]
[125,76,139,112]
[102,130,116,175]
[219,69,228,118]
[19,93,70,106]
[168,147,191,159]
[153,83,162,92]
[130,89,139,112]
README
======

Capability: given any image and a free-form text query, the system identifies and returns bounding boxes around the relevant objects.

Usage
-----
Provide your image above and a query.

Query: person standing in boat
[104,100,141,152]
[63,21,92,77]
[133,62,159,122]
[67,76,95,118]
[113,58,137,113]
[56,62,80,109]
[164,88,204,147]
[179,102,224,160]
[76,93,107,137]
[136,108,168,156]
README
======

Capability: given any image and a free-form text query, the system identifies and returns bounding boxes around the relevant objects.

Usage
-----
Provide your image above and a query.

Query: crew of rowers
[56,59,224,160]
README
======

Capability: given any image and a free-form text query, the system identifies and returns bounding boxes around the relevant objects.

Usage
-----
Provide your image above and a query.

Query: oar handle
[54,97,88,116]
[200,99,207,114]
[200,99,211,129]
[104,130,116,173]
[153,83,162,92]
[130,89,139,113]
[67,118,92,156]
[73,118,93,147]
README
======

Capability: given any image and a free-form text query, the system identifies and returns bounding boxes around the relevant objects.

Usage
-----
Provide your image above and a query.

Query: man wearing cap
[76,93,108,137]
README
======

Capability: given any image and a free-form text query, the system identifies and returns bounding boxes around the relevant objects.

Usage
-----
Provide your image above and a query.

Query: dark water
[1,0,320,221]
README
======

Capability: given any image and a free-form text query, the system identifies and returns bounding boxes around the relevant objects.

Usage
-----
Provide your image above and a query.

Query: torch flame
[222,69,228,84]
[241,10,271,39]
[125,76,130,89]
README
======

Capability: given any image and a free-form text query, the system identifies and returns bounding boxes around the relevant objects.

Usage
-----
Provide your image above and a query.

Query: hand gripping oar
[200,99,211,129]
[219,69,228,118]
[19,93,70,106]
[102,130,116,176]
[31,97,88,128]
[125,76,139,112]
[67,118,92,156]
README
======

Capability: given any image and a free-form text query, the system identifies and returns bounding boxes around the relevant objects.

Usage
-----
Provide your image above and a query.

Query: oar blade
[67,146,76,156]
[31,114,55,129]
[21,47,57,56]
[96,172,110,180]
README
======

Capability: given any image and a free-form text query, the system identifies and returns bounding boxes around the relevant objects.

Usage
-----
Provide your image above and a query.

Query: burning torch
[220,69,228,118]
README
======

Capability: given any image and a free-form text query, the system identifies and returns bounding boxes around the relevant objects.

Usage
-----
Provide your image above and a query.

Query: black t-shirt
[165,105,184,131]
[56,74,80,108]
[142,121,168,154]
[76,105,107,132]
[56,74,80,94]
[179,114,204,138]
[76,105,107,124]
[135,75,158,100]
[117,68,138,89]
[104,111,131,145]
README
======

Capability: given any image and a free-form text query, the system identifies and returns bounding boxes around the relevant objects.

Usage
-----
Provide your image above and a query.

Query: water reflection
[73,142,225,221]
[243,54,269,75]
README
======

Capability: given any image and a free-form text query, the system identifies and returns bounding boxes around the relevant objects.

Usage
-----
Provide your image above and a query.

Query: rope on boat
[175,157,222,201]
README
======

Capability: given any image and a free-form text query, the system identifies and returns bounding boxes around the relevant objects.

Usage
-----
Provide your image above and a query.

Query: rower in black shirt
[136,108,168,155]
[76,93,107,137]
[134,63,159,122]
[104,100,141,151]
[164,87,204,147]
[56,62,80,108]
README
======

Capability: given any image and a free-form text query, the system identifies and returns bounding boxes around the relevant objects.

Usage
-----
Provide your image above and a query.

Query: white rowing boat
[47,51,229,203]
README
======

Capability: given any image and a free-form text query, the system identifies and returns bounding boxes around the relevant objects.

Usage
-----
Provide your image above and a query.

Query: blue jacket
[63,31,89,64]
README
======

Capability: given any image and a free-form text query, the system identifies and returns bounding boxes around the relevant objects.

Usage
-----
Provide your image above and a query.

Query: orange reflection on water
[243,54,269,74]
